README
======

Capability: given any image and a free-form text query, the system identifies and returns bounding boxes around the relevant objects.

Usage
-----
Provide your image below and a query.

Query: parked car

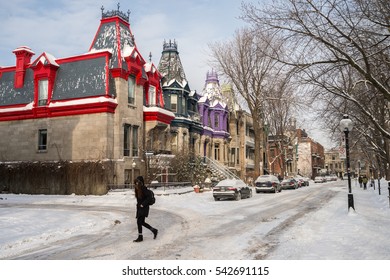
[213,179,252,201]
[295,175,310,186]
[325,175,333,182]
[255,175,282,193]
[314,176,326,183]
[281,178,298,190]
[294,177,305,188]
[330,174,338,181]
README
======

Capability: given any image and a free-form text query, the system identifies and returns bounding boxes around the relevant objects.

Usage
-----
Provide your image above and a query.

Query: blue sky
[0,0,247,92]
[0,0,333,147]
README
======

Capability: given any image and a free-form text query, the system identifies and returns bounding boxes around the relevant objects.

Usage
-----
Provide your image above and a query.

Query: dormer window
[171,94,177,112]
[148,85,156,106]
[181,94,186,115]
[38,79,48,106]
[215,113,219,128]
[31,52,59,107]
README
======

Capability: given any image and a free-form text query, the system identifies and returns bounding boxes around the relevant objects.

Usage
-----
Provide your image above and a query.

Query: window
[128,76,136,105]
[38,129,47,151]
[231,148,236,165]
[181,95,186,114]
[38,79,48,106]
[124,124,139,157]
[124,125,130,156]
[214,114,219,128]
[148,85,156,106]
[214,143,220,161]
[132,126,139,157]
[171,94,177,112]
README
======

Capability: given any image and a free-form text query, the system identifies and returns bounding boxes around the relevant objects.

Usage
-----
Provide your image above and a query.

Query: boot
[133,234,143,242]
[152,228,158,239]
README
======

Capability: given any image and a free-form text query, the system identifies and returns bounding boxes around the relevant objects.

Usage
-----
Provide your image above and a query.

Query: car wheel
[214,197,219,201]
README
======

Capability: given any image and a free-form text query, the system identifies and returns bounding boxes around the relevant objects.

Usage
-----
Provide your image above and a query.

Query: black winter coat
[135,186,153,218]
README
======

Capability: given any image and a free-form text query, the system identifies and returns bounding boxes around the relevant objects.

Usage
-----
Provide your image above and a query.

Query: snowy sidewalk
[267,179,390,259]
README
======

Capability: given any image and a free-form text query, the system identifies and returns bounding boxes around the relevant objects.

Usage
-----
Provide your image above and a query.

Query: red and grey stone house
[0,6,174,194]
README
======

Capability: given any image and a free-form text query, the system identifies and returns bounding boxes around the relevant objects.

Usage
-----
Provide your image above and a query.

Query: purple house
[198,70,230,161]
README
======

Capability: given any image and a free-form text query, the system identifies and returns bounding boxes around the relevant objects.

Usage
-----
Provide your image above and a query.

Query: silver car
[255,175,282,193]
[213,179,252,201]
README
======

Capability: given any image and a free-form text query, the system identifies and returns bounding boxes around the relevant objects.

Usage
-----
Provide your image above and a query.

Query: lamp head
[339,114,353,132]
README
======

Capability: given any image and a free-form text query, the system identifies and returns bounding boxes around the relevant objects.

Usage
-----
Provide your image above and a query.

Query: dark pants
[363,183,367,190]
[137,216,153,234]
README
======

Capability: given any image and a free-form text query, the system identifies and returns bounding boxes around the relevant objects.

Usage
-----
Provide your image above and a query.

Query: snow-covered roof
[210,99,227,108]
[144,62,157,73]
[198,95,208,103]
[12,46,34,54]
[32,52,59,67]
[162,78,188,88]
[89,48,113,55]
[49,96,117,108]
[121,44,135,58]
[143,105,175,118]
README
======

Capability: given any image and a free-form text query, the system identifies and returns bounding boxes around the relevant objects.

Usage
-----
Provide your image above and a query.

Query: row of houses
[0,7,331,194]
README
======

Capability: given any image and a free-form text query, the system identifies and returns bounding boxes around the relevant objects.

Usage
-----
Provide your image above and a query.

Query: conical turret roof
[157,40,189,89]
[89,6,136,69]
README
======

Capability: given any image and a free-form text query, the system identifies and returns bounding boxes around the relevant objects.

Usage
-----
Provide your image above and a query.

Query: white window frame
[38,79,48,106]
[148,85,156,106]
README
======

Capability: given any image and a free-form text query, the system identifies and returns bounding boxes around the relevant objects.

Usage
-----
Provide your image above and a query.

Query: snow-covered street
[1,179,389,260]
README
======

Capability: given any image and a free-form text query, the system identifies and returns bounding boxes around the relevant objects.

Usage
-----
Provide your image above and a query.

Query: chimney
[12,46,35,88]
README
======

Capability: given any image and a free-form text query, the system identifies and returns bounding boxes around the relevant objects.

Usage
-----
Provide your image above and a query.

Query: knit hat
[136,176,144,185]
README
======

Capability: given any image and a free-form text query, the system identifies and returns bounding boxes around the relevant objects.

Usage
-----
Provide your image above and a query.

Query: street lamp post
[132,160,136,188]
[340,114,355,211]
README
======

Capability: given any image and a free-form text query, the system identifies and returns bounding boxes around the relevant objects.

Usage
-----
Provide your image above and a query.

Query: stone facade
[0,8,174,193]
[0,113,113,162]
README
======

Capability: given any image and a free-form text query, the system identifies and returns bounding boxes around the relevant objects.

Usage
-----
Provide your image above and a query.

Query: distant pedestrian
[362,175,368,190]
[133,176,158,242]
[358,176,363,188]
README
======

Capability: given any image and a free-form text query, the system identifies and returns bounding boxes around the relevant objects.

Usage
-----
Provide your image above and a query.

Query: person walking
[362,175,368,190]
[358,176,363,188]
[133,176,158,242]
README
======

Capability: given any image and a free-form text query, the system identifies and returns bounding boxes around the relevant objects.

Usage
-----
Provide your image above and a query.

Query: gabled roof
[31,52,59,68]
[210,99,227,109]
[162,78,189,91]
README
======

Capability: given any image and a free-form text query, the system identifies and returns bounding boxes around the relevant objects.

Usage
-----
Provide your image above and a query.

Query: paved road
[6,181,342,260]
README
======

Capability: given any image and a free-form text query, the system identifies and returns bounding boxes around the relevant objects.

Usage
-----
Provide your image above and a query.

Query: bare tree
[242,0,390,178]
[209,27,298,177]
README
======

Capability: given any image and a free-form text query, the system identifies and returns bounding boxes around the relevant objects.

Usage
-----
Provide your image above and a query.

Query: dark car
[213,179,252,201]
[281,178,298,190]
[255,175,282,193]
